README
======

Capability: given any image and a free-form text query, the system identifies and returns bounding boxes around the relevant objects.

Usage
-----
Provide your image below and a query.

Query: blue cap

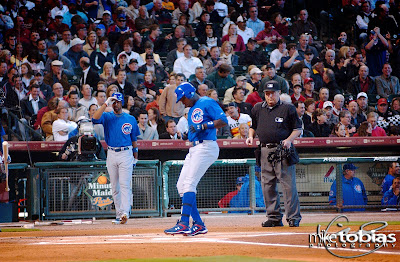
[117,13,127,20]
[236,176,245,185]
[343,163,359,171]
[96,24,106,30]
[175,82,196,103]
[112,92,124,106]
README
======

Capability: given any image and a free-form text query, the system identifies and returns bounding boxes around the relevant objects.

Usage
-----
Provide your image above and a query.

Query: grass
[87,257,304,262]
[0,228,41,232]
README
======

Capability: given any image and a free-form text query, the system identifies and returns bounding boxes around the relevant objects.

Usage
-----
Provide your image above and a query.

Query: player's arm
[132,141,138,160]
[93,97,116,119]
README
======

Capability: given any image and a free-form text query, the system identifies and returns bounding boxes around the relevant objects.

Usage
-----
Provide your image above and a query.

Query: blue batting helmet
[175,82,196,103]
[112,92,124,106]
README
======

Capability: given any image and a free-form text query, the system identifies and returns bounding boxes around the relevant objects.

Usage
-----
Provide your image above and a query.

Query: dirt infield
[0,212,399,262]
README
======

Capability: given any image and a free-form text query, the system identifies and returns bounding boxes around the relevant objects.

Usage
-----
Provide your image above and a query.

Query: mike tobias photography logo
[309,215,397,258]
[84,172,113,208]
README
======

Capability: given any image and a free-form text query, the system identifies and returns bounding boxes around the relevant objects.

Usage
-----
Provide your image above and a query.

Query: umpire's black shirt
[251,100,302,144]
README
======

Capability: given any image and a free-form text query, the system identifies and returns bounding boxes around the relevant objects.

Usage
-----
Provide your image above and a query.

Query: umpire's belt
[107,146,131,152]
[192,140,213,147]
[260,143,278,148]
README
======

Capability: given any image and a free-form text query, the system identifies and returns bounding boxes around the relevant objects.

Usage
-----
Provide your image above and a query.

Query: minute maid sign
[84,172,113,209]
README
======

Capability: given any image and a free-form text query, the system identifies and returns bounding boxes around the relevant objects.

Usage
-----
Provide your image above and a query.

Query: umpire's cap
[263,80,280,92]
[112,92,124,106]
[175,82,196,103]
[343,163,359,171]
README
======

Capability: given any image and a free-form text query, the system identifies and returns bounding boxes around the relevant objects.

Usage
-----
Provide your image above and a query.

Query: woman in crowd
[220,42,239,67]
[198,23,221,50]
[140,41,162,66]
[148,107,166,136]
[304,98,316,123]
[339,110,357,136]
[353,121,372,137]
[178,14,195,37]
[221,23,245,52]
[10,42,27,67]
[307,109,331,137]
[99,62,116,86]
[391,97,400,114]
[197,45,209,63]
[330,123,350,137]
[123,95,135,114]
[83,31,98,56]
[20,62,34,88]
[207,89,219,101]
[52,107,77,142]
[271,12,289,37]
[144,71,159,98]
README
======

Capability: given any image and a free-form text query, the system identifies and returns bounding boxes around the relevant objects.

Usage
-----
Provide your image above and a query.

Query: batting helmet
[175,82,196,103]
[112,92,124,106]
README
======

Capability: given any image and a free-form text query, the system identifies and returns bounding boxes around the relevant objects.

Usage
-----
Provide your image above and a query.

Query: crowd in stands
[1,0,400,142]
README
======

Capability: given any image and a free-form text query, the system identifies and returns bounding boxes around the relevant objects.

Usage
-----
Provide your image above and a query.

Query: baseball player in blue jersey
[164,82,228,236]
[92,92,140,224]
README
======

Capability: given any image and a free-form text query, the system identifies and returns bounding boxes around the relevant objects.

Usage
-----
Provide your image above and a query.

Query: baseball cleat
[288,219,300,227]
[261,220,283,227]
[112,218,121,225]
[120,214,128,224]
[164,221,191,235]
[187,222,208,236]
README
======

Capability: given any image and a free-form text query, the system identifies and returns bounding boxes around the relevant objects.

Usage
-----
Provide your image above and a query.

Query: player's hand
[282,139,291,149]
[190,124,204,133]
[133,158,138,168]
[245,137,253,146]
[105,97,117,106]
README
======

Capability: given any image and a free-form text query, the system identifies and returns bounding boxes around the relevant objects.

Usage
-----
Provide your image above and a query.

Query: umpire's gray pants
[260,147,301,222]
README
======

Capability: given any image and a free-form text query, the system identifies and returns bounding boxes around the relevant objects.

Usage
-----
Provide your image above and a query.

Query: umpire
[246,80,302,227]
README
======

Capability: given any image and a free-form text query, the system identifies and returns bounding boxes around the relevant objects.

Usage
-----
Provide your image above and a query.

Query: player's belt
[260,143,278,148]
[107,146,131,152]
[192,140,214,147]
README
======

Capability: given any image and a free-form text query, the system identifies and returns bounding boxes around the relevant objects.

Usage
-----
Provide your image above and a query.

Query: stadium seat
[388,94,400,103]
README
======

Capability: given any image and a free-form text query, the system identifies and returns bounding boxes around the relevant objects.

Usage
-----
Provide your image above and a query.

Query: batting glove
[133,158,138,168]
[190,123,204,133]
[105,97,117,106]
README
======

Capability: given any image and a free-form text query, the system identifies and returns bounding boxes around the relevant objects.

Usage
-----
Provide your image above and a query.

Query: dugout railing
[34,160,162,220]
[161,157,400,216]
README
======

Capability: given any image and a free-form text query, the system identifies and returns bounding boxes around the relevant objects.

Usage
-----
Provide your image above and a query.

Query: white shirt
[14,87,28,101]
[79,97,98,109]
[237,27,254,44]
[214,2,228,17]
[52,119,77,141]
[29,94,40,114]
[227,113,252,137]
[176,116,188,135]
[56,40,71,56]
[270,49,286,70]
[173,56,203,79]
[120,51,145,66]
[81,67,90,85]
[176,51,184,59]
[50,5,69,19]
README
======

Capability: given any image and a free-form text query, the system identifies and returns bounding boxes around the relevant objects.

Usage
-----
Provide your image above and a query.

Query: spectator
[221,23,245,52]
[291,9,318,38]
[219,42,239,67]
[122,96,135,114]
[348,100,366,129]
[269,39,287,70]
[56,29,72,56]
[126,59,145,87]
[246,68,262,94]
[392,97,400,115]
[271,12,289,37]
[95,90,107,107]
[90,37,116,73]
[45,46,74,77]
[304,98,315,122]
[367,112,387,137]
[329,163,368,211]
[296,33,318,60]
[173,44,203,79]
[138,53,169,83]
[261,63,289,94]
[281,43,301,74]
[368,4,398,37]
[66,90,87,122]
[137,110,159,140]
[382,177,400,206]
[198,23,221,50]
[178,14,195,37]
[50,0,69,19]
[339,110,356,136]
[323,49,335,70]
[79,57,100,90]
[218,176,245,208]
[64,38,88,70]
[375,63,400,99]
[33,70,52,101]
[133,85,151,113]
[114,69,136,98]
[347,65,376,96]
[63,2,88,27]
[365,28,388,77]
[353,121,372,137]
[83,31,98,57]
[20,63,34,88]
[135,6,157,33]
[52,107,77,142]
[143,71,160,98]
[223,76,247,104]
[43,60,70,91]
[323,101,339,127]
[286,48,314,81]
[207,88,219,102]
[225,102,251,138]
[176,106,189,137]
[149,0,172,24]
[323,69,341,101]
[302,78,318,100]
[307,108,331,137]
[239,38,267,66]
[159,73,185,123]
[148,107,167,136]
[204,46,224,75]
[190,66,215,90]
[336,32,350,49]
[291,84,306,104]
[356,92,372,118]
[236,15,254,45]
[159,119,182,139]
[171,0,195,25]
[41,99,68,140]
[246,5,264,36]
[232,87,252,115]
[207,63,236,98]
[332,94,345,117]
[294,100,311,132]
[78,84,98,109]
[255,21,282,47]
[108,13,132,48]
[99,62,117,86]
[166,38,187,69]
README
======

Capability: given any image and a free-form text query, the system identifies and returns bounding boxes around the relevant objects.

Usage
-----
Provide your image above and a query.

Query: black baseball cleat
[288,219,300,227]
[262,220,284,227]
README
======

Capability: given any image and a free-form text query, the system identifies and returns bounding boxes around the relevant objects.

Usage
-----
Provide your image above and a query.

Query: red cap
[264,21,271,28]
[76,24,86,31]
[304,78,314,84]
[377,98,388,105]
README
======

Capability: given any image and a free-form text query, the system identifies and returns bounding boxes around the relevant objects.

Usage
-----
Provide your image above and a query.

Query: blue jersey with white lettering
[188,97,227,142]
[92,112,140,147]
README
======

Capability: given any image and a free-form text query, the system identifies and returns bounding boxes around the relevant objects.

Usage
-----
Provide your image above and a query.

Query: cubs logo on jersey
[354,184,362,193]
[122,123,132,135]
[192,108,203,124]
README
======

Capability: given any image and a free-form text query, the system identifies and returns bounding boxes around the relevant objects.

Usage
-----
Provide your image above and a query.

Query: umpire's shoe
[164,220,191,235]
[188,222,208,236]
[262,220,284,227]
[288,219,300,227]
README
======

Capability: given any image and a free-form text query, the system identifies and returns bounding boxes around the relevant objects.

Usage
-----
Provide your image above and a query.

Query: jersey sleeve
[206,100,228,124]
[92,112,112,125]
[288,104,302,131]
[130,117,140,142]
[250,103,260,130]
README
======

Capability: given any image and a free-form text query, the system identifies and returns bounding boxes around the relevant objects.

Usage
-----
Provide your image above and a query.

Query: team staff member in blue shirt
[92,92,140,225]
[164,82,228,236]
[329,163,368,211]
[381,162,400,195]
[382,177,400,206]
